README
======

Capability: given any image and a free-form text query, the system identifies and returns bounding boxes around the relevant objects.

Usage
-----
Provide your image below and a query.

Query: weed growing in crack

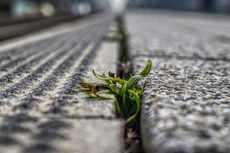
[80,60,152,123]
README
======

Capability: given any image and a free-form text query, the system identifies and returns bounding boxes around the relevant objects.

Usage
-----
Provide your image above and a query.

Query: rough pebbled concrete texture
[134,57,230,153]
[127,10,230,153]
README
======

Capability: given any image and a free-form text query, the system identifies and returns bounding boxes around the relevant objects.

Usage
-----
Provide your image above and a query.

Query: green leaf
[93,70,125,83]
[140,60,152,77]
[85,93,98,98]
[109,84,119,95]
[127,75,143,89]
[126,90,140,123]
[79,60,152,123]
[93,70,108,80]
[97,90,116,99]
[115,98,121,113]
[119,82,127,105]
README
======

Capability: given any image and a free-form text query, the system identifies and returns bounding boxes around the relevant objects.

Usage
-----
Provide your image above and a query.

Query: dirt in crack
[124,114,145,153]
[79,14,147,153]
[116,15,131,80]
[116,15,145,153]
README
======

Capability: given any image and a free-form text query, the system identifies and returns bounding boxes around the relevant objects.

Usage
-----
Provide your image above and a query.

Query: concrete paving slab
[126,10,230,60]
[0,18,117,119]
[127,10,230,153]
[0,14,123,153]
[0,116,123,153]
[134,56,230,153]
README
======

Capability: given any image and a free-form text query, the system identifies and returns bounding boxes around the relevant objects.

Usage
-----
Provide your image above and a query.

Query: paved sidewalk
[0,14,123,153]
[126,10,230,153]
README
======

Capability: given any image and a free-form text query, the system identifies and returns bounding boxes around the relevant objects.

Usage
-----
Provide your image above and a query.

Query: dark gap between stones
[115,15,145,153]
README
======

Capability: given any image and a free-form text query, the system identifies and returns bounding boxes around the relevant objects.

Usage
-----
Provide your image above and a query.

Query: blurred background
[0,0,230,40]
[128,0,230,13]
[1,0,230,19]
[0,0,115,41]
[0,0,109,18]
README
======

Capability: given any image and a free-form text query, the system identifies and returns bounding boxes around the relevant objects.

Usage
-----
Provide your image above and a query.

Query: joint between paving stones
[115,14,145,153]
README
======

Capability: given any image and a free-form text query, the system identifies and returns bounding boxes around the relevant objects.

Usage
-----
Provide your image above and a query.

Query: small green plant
[80,60,152,123]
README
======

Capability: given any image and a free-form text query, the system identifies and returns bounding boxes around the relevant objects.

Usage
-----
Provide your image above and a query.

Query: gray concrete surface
[0,14,123,153]
[126,10,230,60]
[0,117,123,153]
[127,10,230,153]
